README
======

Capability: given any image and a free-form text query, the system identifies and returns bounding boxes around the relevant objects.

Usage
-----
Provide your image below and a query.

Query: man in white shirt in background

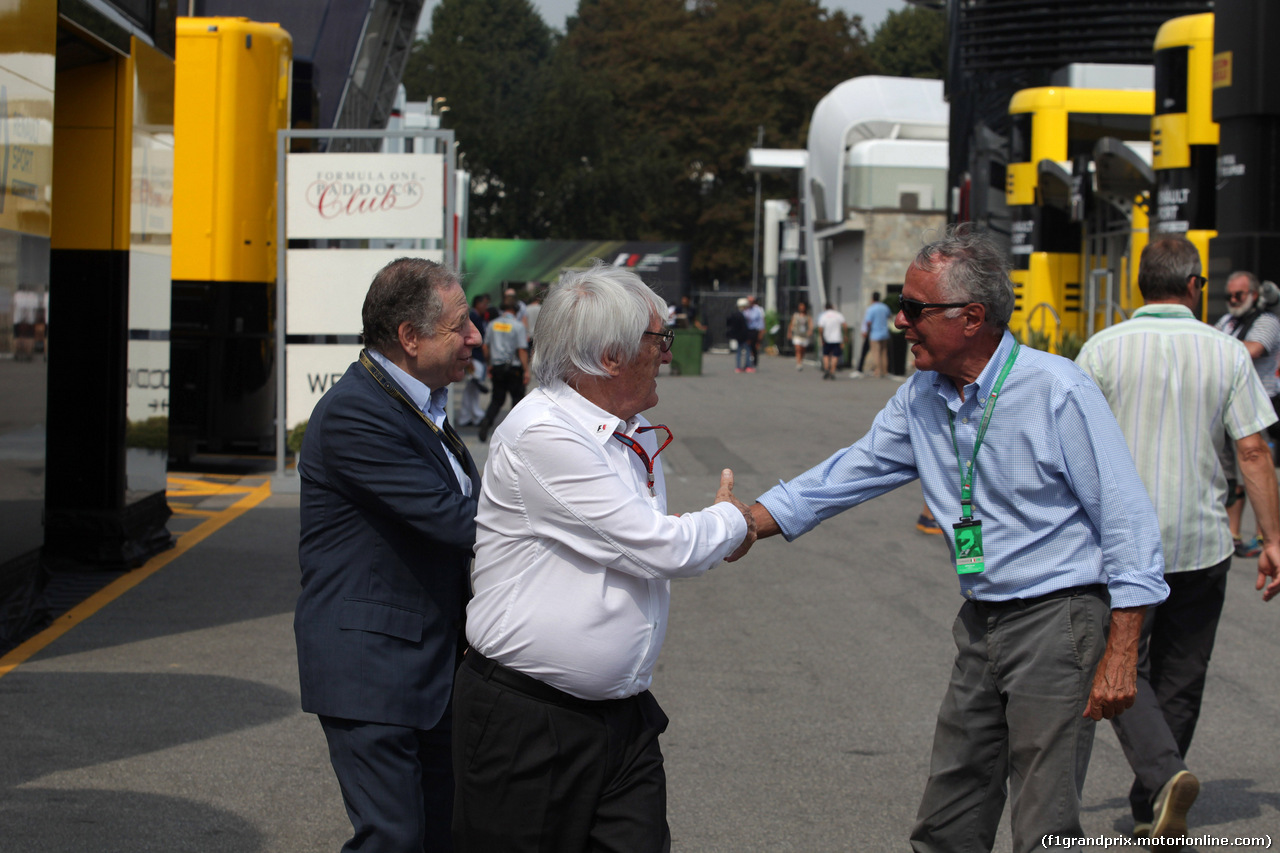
[1077,237,1280,840]
[816,301,847,380]
[452,260,757,852]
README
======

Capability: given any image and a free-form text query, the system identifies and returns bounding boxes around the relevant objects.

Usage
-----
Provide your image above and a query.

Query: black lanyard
[611,425,673,495]
[359,350,470,464]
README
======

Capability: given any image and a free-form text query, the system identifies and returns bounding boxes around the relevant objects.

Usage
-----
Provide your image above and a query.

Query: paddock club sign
[285,152,446,240]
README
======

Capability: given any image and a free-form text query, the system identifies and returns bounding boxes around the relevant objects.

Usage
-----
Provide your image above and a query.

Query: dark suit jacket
[295,357,479,730]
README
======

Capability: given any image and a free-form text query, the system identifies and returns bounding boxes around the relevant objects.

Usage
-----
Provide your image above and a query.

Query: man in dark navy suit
[296,257,482,853]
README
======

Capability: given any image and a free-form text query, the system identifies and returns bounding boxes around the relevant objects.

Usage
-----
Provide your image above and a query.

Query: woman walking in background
[789,301,813,371]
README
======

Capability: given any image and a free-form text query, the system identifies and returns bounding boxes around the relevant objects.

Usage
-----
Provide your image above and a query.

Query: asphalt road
[1,350,1277,852]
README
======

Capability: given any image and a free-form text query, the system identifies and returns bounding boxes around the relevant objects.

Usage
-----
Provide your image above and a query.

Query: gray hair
[361,257,458,354]
[532,260,667,386]
[1228,269,1261,294]
[1137,237,1201,302]
[914,227,1015,329]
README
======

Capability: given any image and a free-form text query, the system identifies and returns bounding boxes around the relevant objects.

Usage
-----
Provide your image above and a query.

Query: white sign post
[273,129,457,491]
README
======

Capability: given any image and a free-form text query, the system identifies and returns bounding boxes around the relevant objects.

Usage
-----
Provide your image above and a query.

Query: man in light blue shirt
[737,229,1168,853]
[744,295,765,370]
[863,291,893,378]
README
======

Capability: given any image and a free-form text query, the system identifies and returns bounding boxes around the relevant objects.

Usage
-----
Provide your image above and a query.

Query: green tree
[405,0,877,284]
[546,0,875,283]
[868,5,947,79]
[402,0,557,237]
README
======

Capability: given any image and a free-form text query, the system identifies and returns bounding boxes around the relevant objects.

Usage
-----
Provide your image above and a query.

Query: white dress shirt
[467,381,748,700]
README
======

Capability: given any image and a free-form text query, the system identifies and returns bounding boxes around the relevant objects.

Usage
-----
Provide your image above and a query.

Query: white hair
[532,260,667,387]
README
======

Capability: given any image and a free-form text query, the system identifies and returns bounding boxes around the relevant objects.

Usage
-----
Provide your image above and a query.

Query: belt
[463,649,616,709]
[969,583,1107,612]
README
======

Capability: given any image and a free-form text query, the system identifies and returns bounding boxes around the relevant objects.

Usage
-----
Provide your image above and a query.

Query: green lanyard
[947,343,1019,520]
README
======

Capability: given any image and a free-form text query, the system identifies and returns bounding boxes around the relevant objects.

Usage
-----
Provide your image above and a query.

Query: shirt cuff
[757,483,821,542]
[706,500,749,549]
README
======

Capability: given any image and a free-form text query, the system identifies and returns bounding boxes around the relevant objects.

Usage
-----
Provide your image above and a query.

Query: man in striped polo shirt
[1077,236,1280,840]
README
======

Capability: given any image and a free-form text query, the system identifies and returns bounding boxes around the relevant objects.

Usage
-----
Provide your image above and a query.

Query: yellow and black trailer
[170,17,291,461]
[1209,0,1280,310]
[1152,12,1217,316]
[1006,86,1154,348]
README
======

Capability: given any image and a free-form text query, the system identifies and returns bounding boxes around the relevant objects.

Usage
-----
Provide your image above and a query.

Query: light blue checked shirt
[759,331,1169,607]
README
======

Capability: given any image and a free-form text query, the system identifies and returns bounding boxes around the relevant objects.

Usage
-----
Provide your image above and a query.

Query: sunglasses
[643,330,675,352]
[1188,274,1207,291]
[899,297,971,320]
[1226,291,1250,303]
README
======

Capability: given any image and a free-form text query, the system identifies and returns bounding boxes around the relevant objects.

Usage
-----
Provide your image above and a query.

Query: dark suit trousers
[1111,556,1230,822]
[320,712,454,853]
[479,364,525,428]
[452,652,671,853]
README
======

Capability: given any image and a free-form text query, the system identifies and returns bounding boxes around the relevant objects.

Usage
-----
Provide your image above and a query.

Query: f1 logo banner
[286,152,445,239]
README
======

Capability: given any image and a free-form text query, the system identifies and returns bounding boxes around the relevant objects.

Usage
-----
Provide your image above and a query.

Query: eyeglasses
[1226,290,1250,303]
[643,330,675,352]
[1188,274,1207,291]
[899,297,972,321]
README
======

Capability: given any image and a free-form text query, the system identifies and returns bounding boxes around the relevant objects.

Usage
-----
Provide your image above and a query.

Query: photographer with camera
[1215,270,1280,555]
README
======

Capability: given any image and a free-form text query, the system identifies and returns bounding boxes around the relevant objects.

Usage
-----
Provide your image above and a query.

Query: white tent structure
[804,76,949,310]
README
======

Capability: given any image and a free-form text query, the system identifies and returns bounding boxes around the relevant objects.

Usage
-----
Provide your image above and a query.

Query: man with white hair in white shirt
[452,259,757,852]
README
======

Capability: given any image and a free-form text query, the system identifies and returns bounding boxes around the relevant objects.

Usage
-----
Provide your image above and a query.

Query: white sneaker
[849,370,864,379]
[1151,770,1199,838]
[796,363,804,371]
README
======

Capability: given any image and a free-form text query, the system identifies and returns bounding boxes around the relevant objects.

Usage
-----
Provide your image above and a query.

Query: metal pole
[274,129,289,482]
[751,125,763,298]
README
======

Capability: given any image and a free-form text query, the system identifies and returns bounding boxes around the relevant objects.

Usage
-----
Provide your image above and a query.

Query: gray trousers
[910,586,1109,853]
[1110,557,1229,822]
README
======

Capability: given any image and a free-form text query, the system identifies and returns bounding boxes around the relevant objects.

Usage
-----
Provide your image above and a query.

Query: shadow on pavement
[0,787,264,852]
[17,503,302,663]
[0,671,296,789]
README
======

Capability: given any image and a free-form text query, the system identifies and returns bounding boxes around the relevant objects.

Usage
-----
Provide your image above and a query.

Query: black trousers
[320,713,454,853]
[1111,557,1230,822]
[452,651,671,853]
[479,364,525,427]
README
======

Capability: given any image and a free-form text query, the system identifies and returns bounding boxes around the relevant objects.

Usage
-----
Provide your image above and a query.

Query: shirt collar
[930,329,1017,404]
[543,381,640,444]
[1132,303,1196,319]
[366,348,448,416]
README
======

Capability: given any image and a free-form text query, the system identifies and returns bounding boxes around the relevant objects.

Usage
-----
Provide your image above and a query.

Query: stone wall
[861,211,948,298]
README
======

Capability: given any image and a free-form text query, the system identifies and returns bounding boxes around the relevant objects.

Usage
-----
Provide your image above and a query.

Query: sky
[415,0,911,37]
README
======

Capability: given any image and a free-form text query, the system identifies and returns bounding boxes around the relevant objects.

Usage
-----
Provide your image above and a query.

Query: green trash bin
[668,328,703,376]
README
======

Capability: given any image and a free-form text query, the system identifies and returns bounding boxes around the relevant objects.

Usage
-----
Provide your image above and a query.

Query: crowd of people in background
[454,282,545,437]
[723,290,900,381]
[452,286,916,388]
